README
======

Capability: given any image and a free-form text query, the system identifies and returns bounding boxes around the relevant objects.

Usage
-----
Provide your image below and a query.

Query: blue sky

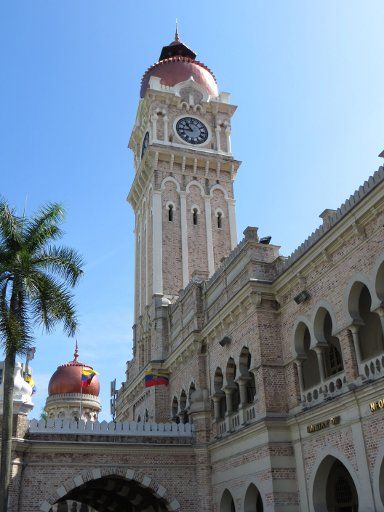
[1,1,383,420]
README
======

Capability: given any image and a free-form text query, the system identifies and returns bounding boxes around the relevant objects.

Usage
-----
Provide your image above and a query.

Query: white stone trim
[186,180,205,196]
[190,204,201,214]
[227,198,237,250]
[210,184,229,198]
[152,191,163,295]
[180,192,189,288]
[161,176,181,193]
[138,215,142,315]
[165,201,177,211]
[214,207,225,218]
[145,206,149,305]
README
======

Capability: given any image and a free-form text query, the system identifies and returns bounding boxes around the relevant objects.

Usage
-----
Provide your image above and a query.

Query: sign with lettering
[369,399,384,412]
[307,416,340,433]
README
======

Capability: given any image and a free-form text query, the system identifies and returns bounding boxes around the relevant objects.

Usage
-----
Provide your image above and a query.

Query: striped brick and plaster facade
[3,33,384,512]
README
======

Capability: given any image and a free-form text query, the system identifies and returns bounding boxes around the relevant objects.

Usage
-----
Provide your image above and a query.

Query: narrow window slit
[193,208,198,225]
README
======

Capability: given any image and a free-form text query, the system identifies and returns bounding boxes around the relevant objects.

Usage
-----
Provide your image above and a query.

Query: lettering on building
[307,416,340,433]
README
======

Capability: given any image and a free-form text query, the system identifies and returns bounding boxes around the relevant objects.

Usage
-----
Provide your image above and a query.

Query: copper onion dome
[140,27,219,98]
[48,343,100,397]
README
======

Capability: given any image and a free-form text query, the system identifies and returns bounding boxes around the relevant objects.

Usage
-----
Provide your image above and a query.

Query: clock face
[176,117,208,145]
[141,132,149,159]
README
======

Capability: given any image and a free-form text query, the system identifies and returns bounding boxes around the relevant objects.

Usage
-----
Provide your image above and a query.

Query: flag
[81,367,98,387]
[144,370,169,388]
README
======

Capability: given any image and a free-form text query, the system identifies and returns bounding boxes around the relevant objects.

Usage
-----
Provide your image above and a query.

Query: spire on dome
[158,25,196,61]
[73,339,79,362]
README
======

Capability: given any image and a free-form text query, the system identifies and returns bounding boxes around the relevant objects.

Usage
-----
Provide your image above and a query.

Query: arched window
[188,382,196,406]
[295,323,321,390]
[239,347,257,403]
[213,367,227,420]
[193,208,198,225]
[171,396,179,423]
[217,211,222,228]
[358,285,384,360]
[314,309,344,377]
[179,390,189,423]
[226,358,240,413]
[168,204,174,222]
[302,327,320,389]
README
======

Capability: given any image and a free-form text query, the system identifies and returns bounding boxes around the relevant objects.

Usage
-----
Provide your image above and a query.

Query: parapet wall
[28,418,194,438]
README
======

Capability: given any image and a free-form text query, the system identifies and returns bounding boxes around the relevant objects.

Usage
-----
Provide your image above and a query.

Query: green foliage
[0,200,84,354]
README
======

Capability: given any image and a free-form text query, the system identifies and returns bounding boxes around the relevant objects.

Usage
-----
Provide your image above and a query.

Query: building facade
[2,32,384,512]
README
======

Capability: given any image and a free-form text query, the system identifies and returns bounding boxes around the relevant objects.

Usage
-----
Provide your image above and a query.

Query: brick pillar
[189,388,213,512]
[338,327,359,382]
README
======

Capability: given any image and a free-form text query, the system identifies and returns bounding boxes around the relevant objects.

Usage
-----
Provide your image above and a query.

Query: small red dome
[140,56,218,98]
[48,359,100,397]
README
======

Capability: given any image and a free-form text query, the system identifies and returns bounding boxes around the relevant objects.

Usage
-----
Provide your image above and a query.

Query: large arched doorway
[379,457,384,506]
[50,475,171,511]
[313,456,358,512]
[220,489,236,512]
[244,483,263,511]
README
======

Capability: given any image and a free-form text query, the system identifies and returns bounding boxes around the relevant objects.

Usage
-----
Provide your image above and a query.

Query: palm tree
[0,200,83,511]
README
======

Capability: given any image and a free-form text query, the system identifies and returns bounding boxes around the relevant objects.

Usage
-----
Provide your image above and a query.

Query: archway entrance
[51,476,170,511]
[244,483,263,511]
[220,489,236,512]
[313,456,358,512]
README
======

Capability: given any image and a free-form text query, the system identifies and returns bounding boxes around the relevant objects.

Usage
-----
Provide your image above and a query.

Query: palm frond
[32,246,84,287]
[29,272,78,337]
[25,203,64,252]
[0,201,23,251]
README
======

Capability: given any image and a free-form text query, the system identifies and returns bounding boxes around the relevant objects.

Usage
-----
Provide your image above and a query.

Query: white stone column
[152,191,163,295]
[350,325,363,366]
[225,126,231,153]
[151,114,157,143]
[315,346,326,382]
[145,205,149,305]
[204,195,215,276]
[227,197,237,250]
[180,191,189,287]
[163,115,169,142]
[138,215,142,316]
[215,126,221,151]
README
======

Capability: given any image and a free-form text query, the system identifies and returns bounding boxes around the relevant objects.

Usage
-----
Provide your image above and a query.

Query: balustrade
[301,372,347,406]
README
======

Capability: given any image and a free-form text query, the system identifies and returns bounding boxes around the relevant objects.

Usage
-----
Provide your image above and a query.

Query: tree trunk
[0,349,16,512]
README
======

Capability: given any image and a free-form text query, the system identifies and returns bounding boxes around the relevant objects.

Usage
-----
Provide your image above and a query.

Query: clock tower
[119,30,241,420]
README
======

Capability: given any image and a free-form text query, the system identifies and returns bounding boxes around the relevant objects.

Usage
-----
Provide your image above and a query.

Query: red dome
[140,56,218,98]
[48,360,100,397]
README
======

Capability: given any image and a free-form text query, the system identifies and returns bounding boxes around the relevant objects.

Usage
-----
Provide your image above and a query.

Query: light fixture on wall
[260,236,271,245]
[294,290,311,304]
[219,336,231,347]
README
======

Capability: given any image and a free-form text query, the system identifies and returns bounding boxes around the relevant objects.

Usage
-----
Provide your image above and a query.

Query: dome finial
[175,19,180,42]
[74,339,79,362]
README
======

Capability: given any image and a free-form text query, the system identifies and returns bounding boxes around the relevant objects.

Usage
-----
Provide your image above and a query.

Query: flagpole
[80,365,83,421]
